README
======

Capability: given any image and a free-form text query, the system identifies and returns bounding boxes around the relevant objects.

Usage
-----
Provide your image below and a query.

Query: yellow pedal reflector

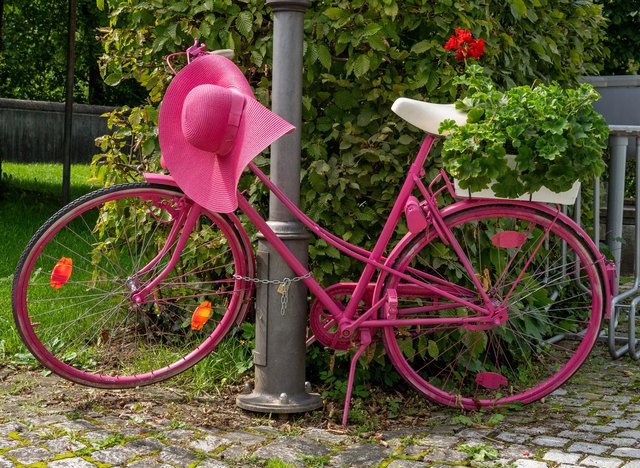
[50,257,73,288]
[191,301,212,330]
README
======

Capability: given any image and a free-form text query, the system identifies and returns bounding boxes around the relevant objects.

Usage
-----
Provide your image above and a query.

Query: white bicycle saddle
[392,98,467,136]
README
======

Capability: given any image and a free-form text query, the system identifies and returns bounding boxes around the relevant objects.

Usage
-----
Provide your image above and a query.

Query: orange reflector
[50,257,73,288]
[191,301,212,330]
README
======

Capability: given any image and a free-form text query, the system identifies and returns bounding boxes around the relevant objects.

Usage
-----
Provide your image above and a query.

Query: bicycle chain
[232,272,312,316]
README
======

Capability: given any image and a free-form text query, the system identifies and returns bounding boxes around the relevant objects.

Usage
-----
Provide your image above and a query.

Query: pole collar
[266,0,310,12]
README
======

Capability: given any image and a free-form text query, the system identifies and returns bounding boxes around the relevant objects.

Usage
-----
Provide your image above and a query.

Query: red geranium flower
[469,38,485,58]
[444,29,485,61]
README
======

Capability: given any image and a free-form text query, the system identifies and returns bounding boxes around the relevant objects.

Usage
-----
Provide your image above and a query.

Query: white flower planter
[451,154,581,205]
[453,179,581,205]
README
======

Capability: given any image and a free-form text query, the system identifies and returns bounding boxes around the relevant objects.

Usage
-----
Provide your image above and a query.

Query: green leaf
[308,171,326,192]
[398,135,413,145]
[463,331,487,357]
[363,23,382,37]
[168,2,188,12]
[368,34,387,51]
[411,40,431,54]
[486,413,505,426]
[104,72,122,86]
[353,55,370,78]
[142,137,156,156]
[399,338,414,357]
[426,70,440,93]
[450,415,473,426]
[383,2,398,17]
[323,7,344,20]
[236,11,253,38]
[427,340,439,359]
[467,108,485,123]
[318,44,332,70]
[167,23,178,40]
[326,246,341,259]
[510,0,527,19]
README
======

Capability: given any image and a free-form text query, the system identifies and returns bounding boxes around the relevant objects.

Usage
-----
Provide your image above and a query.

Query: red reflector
[491,231,527,248]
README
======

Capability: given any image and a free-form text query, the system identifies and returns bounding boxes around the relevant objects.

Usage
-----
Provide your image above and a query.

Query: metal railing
[578,127,640,359]
[606,128,640,359]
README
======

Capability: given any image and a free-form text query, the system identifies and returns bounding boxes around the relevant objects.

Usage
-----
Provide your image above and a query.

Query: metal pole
[237,0,322,413]
[62,0,77,205]
[606,133,629,286]
[635,136,640,285]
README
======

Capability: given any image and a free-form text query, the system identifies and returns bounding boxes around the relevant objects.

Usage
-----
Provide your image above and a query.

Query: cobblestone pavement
[1,343,639,467]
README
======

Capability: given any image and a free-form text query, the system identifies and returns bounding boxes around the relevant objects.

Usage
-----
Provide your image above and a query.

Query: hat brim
[159,55,295,213]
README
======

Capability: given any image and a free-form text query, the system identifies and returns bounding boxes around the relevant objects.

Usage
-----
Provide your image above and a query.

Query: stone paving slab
[0,344,639,467]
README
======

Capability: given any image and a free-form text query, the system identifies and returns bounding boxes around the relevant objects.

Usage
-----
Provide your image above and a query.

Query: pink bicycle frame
[235,135,499,331]
[140,133,612,332]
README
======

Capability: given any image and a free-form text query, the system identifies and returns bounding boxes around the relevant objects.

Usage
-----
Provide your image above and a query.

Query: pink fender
[144,173,256,324]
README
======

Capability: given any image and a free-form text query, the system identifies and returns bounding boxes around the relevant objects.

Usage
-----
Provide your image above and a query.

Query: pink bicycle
[13,45,613,424]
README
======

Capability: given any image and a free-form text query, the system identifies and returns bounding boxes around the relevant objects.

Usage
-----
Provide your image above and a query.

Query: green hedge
[95,0,607,285]
[596,0,640,74]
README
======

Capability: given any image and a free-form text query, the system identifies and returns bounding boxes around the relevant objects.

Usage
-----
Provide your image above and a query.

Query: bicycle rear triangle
[12,42,612,426]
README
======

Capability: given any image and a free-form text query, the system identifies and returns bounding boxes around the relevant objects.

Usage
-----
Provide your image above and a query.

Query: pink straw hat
[159,54,294,213]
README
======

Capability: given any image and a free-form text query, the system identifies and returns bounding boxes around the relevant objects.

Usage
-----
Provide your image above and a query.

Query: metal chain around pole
[233,272,312,316]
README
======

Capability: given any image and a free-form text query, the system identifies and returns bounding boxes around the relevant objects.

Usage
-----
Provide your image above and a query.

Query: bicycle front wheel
[12,183,252,388]
[379,202,605,409]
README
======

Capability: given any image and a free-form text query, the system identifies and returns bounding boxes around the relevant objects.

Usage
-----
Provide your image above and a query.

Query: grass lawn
[1,162,98,276]
[1,163,98,359]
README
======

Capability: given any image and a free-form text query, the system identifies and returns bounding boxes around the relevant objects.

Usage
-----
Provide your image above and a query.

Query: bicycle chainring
[309,284,364,351]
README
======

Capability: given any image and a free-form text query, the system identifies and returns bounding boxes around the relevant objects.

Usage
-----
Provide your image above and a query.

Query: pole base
[237,389,322,414]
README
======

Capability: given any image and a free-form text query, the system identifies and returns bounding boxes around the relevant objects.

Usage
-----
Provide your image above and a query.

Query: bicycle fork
[130,198,200,304]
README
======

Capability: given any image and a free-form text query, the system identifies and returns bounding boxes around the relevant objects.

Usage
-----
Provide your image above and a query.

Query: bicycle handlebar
[209,49,234,59]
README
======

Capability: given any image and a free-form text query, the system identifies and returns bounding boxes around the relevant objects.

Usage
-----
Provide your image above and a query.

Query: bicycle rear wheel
[379,202,605,409]
[12,183,253,388]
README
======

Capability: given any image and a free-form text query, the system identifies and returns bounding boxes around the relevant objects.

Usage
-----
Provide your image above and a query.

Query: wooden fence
[0,98,114,165]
